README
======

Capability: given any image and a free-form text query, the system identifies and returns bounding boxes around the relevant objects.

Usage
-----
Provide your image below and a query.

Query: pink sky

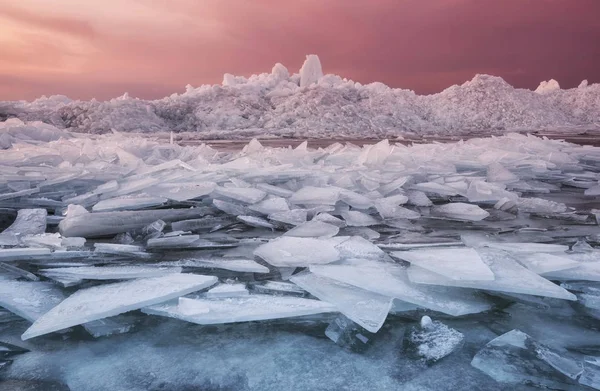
[1,0,599,101]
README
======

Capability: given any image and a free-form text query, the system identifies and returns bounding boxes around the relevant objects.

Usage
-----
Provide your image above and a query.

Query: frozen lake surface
[1,124,600,390]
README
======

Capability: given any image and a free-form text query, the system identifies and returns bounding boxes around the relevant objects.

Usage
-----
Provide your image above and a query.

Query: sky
[1,0,599,101]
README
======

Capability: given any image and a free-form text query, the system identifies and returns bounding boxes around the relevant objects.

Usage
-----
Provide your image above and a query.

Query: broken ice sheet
[325,314,374,353]
[143,294,336,324]
[0,281,65,322]
[471,329,583,389]
[268,209,307,226]
[0,247,51,262]
[543,261,600,282]
[340,210,380,227]
[0,208,47,236]
[310,263,491,316]
[91,196,168,212]
[21,273,218,340]
[289,186,341,206]
[254,236,340,267]
[82,314,137,338]
[283,220,339,238]
[516,253,581,274]
[39,265,183,280]
[212,186,266,204]
[407,248,576,301]
[291,271,392,333]
[158,257,270,274]
[392,248,494,281]
[403,316,464,363]
[205,283,249,298]
[431,202,490,221]
[252,281,307,296]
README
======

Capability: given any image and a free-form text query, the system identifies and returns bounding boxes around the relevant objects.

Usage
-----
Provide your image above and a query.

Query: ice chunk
[404,316,464,363]
[91,196,168,212]
[146,235,201,249]
[312,212,346,227]
[59,208,214,237]
[255,183,293,198]
[143,294,335,324]
[20,233,63,249]
[0,247,51,262]
[334,235,388,260]
[408,248,576,300]
[205,283,249,298]
[471,329,583,389]
[237,215,275,230]
[145,182,216,202]
[290,186,340,206]
[254,236,340,267]
[374,198,419,220]
[22,274,218,340]
[268,209,307,226]
[466,181,515,203]
[535,79,560,94]
[487,163,518,184]
[393,248,495,281]
[83,315,137,338]
[310,264,491,316]
[171,216,234,232]
[406,190,433,207]
[325,314,373,352]
[252,281,307,296]
[0,208,47,236]
[0,281,65,322]
[283,221,339,238]
[517,253,580,274]
[40,265,182,280]
[543,261,600,282]
[291,272,392,332]
[410,182,460,196]
[160,257,269,273]
[481,242,569,254]
[213,199,251,216]
[339,190,374,209]
[212,186,266,204]
[431,203,490,221]
[299,54,323,87]
[341,210,379,227]
[580,364,600,390]
[248,197,290,215]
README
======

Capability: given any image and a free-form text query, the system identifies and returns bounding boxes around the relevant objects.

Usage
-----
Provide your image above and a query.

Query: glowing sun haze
[1,0,599,101]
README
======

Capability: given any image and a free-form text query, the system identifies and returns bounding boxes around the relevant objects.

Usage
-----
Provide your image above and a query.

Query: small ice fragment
[404,317,464,363]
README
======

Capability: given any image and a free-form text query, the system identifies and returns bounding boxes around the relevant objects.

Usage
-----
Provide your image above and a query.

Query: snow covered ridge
[1,55,599,137]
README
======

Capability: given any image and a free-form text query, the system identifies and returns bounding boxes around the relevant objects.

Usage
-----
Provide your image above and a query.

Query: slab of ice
[291,272,392,332]
[310,264,491,316]
[431,203,490,221]
[146,235,201,249]
[341,210,379,227]
[471,329,583,389]
[212,186,266,204]
[487,163,519,183]
[59,208,214,237]
[283,221,339,238]
[406,190,433,207]
[145,182,215,202]
[0,247,51,262]
[325,314,374,352]
[410,182,460,196]
[40,266,182,280]
[248,197,290,215]
[543,261,600,282]
[339,190,374,209]
[408,248,576,300]
[268,209,307,226]
[237,215,276,230]
[159,258,270,273]
[0,208,47,236]
[404,316,464,363]
[22,273,218,340]
[91,196,168,212]
[393,248,495,281]
[254,236,340,267]
[334,236,388,260]
[255,183,293,198]
[290,186,340,206]
[252,281,307,296]
[517,253,581,274]
[205,283,249,298]
[143,294,335,324]
[479,242,569,254]
[299,54,323,87]
[0,281,65,322]
[82,315,137,338]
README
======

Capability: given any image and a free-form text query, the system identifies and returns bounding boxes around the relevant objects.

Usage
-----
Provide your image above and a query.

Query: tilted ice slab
[310,264,491,316]
[59,208,214,237]
[431,203,490,221]
[254,236,340,267]
[0,208,47,236]
[516,253,581,275]
[212,186,266,204]
[542,261,600,282]
[407,248,576,300]
[143,295,336,324]
[0,247,51,262]
[290,272,393,333]
[289,186,341,206]
[21,273,218,340]
[91,196,168,212]
[40,265,183,280]
[0,281,65,322]
[205,283,249,298]
[283,221,339,238]
[158,258,270,273]
[392,248,495,281]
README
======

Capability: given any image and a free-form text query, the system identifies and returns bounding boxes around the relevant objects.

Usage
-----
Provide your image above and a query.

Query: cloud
[0,0,599,100]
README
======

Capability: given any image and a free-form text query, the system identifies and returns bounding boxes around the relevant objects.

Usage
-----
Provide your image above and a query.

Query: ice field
[0,121,599,390]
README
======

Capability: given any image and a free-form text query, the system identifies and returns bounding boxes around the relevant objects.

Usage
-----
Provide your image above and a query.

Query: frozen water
[0,281,65,322]
[205,283,249,298]
[212,186,266,204]
[310,264,492,316]
[517,253,581,274]
[325,314,374,353]
[431,203,490,221]
[22,274,218,340]
[543,261,600,282]
[283,220,339,238]
[91,196,168,212]
[290,186,340,206]
[143,294,336,324]
[291,272,392,332]
[39,265,183,280]
[268,209,308,226]
[404,316,465,363]
[341,210,380,226]
[393,248,495,281]
[248,197,290,215]
[254,236,340,267]
[299,54,323,87]
[408,248,576,300]
[159,257,270,273]
[0,208,47,236]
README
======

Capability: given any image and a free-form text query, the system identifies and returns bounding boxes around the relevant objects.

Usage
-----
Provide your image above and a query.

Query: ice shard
[392,248,495,281]
[0,281,65,322]
[291,272,392,332]
[431,203,490,221]
[283,221,339,238]
[403,316,465,363]
[143,294,336,324]
[39,265,182,280]
[254,236,340,267]
[22,273,218,340]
